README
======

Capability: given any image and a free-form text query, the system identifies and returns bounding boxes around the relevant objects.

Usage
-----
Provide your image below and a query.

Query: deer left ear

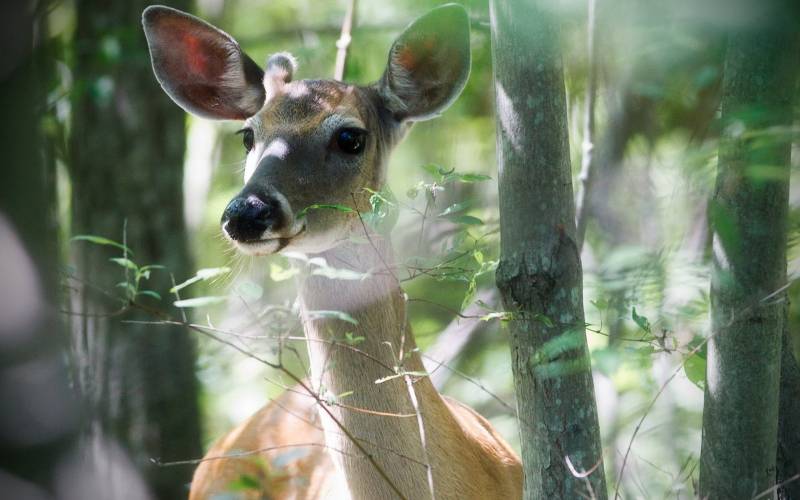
[142,5,265,120]
[378,4,471,122]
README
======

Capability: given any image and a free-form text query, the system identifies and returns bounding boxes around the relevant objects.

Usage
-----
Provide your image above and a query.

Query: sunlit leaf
[311,266,370,281]
[173,296,226,308]
[270,261,299,282]
[234,280,263,301]
[72,234,132,255]
[306,310,358,325]
[110,257,138,270]
[480,311,513,321]
[684,353,706,390]
[297,203,354,218]
[170,267,231,293]
[227,474,261,492]
[443,172,492,183]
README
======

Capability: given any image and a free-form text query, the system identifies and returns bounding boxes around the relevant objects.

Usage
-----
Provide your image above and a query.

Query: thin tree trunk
[699,2,799,496]
[489,1,607,497]
[68,1,203,498]
[778,324,800,499]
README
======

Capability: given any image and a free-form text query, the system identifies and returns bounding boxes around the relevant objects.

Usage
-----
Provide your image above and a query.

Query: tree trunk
[778,325,800,499]
[68,1,203,498]
[0,1,80,493]
[489,1,607,497]
[699,3,799,496]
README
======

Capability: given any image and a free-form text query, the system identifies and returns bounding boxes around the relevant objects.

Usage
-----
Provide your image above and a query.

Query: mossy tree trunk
[489,0,607,497]
[68,1,203,498]
[698,2,799,496]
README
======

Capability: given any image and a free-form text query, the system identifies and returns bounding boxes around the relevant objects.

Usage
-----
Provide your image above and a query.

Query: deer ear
[142,5,265,120]
[378,4,471,122]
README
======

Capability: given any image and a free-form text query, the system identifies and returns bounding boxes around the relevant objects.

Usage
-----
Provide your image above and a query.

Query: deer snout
[221,194,283,242]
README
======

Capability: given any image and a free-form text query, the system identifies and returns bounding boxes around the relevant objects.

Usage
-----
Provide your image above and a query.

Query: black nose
[222,194,278,242]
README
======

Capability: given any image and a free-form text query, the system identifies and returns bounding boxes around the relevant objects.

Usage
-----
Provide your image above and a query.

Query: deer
[142,4,522,499]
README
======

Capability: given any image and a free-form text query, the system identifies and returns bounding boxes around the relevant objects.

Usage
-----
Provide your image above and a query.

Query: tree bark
[68,1,203,498]
[0,1,80,493]
[489,1,607,497]
[699,3,799,496]
[778,325,800,499]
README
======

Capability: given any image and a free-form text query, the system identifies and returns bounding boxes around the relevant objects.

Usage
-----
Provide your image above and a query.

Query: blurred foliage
[40,0,800,497]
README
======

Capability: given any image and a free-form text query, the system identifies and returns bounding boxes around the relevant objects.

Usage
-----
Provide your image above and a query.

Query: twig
[334,0,357,81]
[565,455,601,500]
[614,338,710,499]
[405,374,436,500]
[151,442,355,467]
[118,298,410,500]
[751,473,800,499]
[574,0,599,250]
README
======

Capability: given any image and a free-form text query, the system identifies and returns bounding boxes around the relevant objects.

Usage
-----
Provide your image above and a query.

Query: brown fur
[190,388,521,499]
[143,5,523,499]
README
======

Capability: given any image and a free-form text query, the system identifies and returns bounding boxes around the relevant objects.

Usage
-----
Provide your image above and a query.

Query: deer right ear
[378,4,471,122]
[142,5,265,120]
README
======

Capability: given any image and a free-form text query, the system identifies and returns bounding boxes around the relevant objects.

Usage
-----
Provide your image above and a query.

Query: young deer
[143,4,522,499]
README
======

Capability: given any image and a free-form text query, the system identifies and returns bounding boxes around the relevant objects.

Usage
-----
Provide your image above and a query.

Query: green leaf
[297,203,354,218]
[140,264,166,271]
[344,332,365,345]
[311,266,370,281]
[173,296,226,308]
[270,261,299,282]
[461,278,477,311]
[234,280,263,301]
[72,235,132,255]
[631,307,652,334]
[480,311,513,322]
[227,474,261,492]
[137,290,162,300]
[443,172,492,184]
[170,267,231,293]
[533,313,555,328]
[443,215,483,226]
[362,187,398,235]
[109,257,138,271]
[420,163,445,181]
[196,267,231,280]
[438,202,471,217]
[306,310,358,325]
[684,353,706,390]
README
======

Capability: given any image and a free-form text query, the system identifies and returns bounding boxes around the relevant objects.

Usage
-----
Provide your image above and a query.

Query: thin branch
[613,337,709,499]
[334,0,357,81]
[752,473,800,500]
[405,374,436,500]
[574,0,599,250]
[151,442,354,467]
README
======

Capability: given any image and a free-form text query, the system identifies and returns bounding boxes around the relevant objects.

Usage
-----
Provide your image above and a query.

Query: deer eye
[237,128,255,153]
[335,128,366,155]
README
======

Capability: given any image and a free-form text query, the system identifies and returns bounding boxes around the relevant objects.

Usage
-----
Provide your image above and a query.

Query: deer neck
[296,235,444,499]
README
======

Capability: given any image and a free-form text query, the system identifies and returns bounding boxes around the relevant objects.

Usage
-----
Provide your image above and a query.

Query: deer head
[143,4,470,256]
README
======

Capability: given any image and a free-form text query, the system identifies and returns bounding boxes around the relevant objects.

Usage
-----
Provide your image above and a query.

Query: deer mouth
[232,224,306,256]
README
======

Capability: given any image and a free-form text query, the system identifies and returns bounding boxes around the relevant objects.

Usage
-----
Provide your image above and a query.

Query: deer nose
[221,194,278,242]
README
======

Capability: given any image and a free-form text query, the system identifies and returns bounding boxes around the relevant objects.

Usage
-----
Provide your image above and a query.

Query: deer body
[143,4,522,499]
